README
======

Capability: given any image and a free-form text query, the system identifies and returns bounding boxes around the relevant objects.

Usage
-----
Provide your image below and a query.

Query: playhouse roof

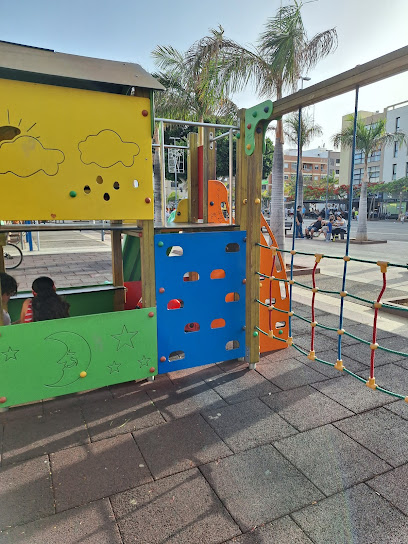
[0,41,164,93]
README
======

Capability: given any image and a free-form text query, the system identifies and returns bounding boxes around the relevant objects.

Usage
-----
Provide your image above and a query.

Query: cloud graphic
[78,129,140,168]
[0,135,65,177]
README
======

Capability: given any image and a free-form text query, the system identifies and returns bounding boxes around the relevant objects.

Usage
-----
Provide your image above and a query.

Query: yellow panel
[174,199,189,222]
[0,79,153,220]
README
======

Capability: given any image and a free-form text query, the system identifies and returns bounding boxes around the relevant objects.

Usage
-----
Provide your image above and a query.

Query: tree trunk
[270,119,285,251]
[355,158,368,241]
[153,127,162,225]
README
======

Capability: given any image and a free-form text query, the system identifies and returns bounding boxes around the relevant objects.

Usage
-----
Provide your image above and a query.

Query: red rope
[370,272,387,379]
[269,253,277,331]
[310,261,318,352]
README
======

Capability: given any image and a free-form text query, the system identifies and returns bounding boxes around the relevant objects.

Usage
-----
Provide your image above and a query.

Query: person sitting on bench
[332,213,347,240]
[20,276,70,323]
[305,216,323,239]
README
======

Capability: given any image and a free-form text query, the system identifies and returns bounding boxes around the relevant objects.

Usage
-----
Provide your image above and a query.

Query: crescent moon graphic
[44,332,91,388]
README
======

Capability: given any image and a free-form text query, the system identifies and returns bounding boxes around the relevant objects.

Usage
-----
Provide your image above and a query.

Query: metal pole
[155,118,239,130]
[152,143,189,149]
[101,220,105,241]
[229,128,233,225]
[160,120,166,225]
[35,221,40,250]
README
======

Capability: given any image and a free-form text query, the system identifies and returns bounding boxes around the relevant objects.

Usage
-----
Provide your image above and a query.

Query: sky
[1,0,408,149]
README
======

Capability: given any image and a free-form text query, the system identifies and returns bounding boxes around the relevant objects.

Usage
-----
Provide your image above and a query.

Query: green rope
[347,293,374,304]
[377,345,408,358]
[376,386,406,400]
[256,299,270,308]
[254,326,269,337]
[343,331,371,345]
[343,368,367,383]
[382,303,408,313]
[315,356,335,367]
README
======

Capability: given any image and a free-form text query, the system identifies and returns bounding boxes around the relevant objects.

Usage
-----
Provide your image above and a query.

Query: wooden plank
[139,220,156,308]
[271,45,408,119]
[245,129,263,365]
[202,127,210,223]
[208,128,217,181]
[111,220,125,312]
[187,132,199,222]
[235,110,248,232]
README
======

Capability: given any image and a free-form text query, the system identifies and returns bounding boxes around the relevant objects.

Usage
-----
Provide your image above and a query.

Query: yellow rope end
[307,350,316,361]
[259,282,263,288]
[343,255,351,262]
[312,287,319,293]
[311,321,317,328]
[405,397,408,403]
[268,305,274,311]
[376,260,388,274]
[290,250,296,255]
[370,343,379,350]
[314,253,324,263]
[270,248,277,256]
[340,291,348,297]
[366,377,377,390]
[289,279,295,285]
[334,359,344,371]
[286,336,293,346]
[288,311,294,317]
[373,301,383,309]
[268,330,274,338]
[337,329,345,335]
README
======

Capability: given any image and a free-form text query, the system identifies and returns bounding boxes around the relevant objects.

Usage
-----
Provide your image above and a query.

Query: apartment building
[284,147,340,183]
[383,101,408,181]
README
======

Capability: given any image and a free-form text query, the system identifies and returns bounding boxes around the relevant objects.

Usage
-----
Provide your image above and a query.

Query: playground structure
[1,41,408,409]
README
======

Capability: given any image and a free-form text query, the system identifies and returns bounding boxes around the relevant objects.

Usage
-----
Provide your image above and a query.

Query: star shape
[1,346,19,362]
[107,361,122,374]
[138,355,151,368]
[111,325,138,350]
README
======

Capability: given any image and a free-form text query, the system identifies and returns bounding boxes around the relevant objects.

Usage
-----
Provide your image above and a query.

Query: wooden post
[0,233,5,325]
[111,221,125,312]
[201,127,211,223]
[245,129,263,366]
[139,220,156,308]
[187,132,199,223]
[208,128,216,181]
[235,110,248,231]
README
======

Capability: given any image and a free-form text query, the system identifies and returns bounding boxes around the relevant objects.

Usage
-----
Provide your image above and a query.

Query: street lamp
[299,76,311,90]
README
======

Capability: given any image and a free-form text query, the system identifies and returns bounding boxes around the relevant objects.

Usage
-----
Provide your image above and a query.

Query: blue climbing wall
[155,231,246,373]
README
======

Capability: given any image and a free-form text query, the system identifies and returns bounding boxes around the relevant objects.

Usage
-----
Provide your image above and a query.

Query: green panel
[0,308,157,408]
[245,100,273,156]
[7,286,119,322]
[123,235,141,281]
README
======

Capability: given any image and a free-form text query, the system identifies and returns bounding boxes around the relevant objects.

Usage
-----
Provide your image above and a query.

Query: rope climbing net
[255,86,408,402]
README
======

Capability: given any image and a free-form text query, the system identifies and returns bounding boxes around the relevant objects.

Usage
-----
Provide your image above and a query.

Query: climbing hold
[149,367,156,373]
[252,111,258,118]
[142,110,149,117]
[254,198,261,204]
[159,287,165,294]
[243,237,247,242]
[145,197,151,204]
[236,132,240,139]
[246,144,251,150]
[80,371,87,378]
[278,329,283,335]
[247,123,252,129]
[210,201,214,206]
[264,106,269,113]
[242,279,246,284]
[160,356,166,362]
[69,191,77,198]
[243,198,248,204]
[256,127,262,134]
[158,241,164,247]
[148,312,154,318]
[253,331,259,337]
[0,396,6,404]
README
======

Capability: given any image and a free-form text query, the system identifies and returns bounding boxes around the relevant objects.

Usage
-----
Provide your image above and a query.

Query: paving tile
[0,499,121,543]
[133,414,232,479]
[275,424,391,496]
[292,483,408,544]
[109,374,173,398]
[256,358,327,390]
[2,407,89,465]
[385,400,408,420]
[300,352,366,378]
[111,468,240,544]
[367,463,408,515]
[293,333,339,354]
[202,398,297,453]
[259,346,305,366]
[205,368,280,405]
[224,516,313,544]
[312,375,395,413]
[0,402,43,424]
[334,408,408,467]
[81,391,164,441]
[200,444,324,531]
[168,363,226,383]
[341,343,405,366]
[374,363,408,395]
[148,380,227,421]
[0,455,54,530]
[261,385,353,431]
[51,433,152,512]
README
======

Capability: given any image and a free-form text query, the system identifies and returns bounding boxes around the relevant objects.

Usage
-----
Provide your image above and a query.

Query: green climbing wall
[0,308,157,408]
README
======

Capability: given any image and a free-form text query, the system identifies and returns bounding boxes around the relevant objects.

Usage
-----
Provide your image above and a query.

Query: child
[0,272,17,325]
[322,215,334,242]
[20,276,70,323]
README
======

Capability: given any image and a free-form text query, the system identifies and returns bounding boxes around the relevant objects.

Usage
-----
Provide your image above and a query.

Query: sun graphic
[0,109,64,177]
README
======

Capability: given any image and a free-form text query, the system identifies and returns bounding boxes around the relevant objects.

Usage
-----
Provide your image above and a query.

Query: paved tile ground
[2,243,408,542]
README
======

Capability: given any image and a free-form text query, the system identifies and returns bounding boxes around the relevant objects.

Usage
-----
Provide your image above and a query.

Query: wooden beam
[111,220,125,312]
[245,129,263,365]
[208,129,216,181]
[187,132,199,223]
[271,45,408,119]
[139,220,156,308]
[202,127,210,223]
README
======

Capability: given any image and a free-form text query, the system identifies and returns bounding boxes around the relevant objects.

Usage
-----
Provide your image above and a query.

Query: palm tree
[333,116,406,241]
[186,1,337,249]
[284,112,323,211]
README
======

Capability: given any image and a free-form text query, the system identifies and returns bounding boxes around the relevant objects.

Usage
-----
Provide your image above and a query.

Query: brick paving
[1,308,408,543]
